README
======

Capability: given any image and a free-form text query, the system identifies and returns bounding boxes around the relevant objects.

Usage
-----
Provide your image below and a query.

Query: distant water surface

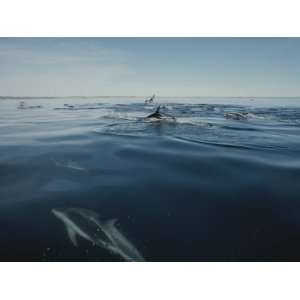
[1,96,300,261]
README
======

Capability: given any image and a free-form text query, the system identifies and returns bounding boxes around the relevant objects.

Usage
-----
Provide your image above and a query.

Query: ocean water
[1,96,300,261]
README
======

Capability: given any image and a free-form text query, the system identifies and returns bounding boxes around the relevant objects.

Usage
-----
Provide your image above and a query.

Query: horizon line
[1,95,300,99]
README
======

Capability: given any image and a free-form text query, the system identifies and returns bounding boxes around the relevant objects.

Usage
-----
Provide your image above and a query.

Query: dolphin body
[224,112,248,120]
[145,105,176,121]
[52,208,145,262]
[144,94,155,104]
[146,105,163,119]
[18,101,42,109]
[53,159,87,171]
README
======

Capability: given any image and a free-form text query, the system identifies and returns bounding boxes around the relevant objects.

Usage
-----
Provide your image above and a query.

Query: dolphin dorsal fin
[66,226,78,247]
[156,105,161,113]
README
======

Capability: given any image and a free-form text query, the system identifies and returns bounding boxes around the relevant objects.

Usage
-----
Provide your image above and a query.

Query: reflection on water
[1,96,300,261]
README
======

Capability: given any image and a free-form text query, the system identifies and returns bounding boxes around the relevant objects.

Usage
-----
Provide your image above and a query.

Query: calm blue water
[1,96,300,261]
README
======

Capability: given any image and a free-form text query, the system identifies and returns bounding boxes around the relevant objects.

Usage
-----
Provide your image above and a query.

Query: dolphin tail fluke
[66,226,78,247]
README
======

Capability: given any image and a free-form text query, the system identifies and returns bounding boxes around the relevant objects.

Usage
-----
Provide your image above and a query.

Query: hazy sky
[0,38,300,97]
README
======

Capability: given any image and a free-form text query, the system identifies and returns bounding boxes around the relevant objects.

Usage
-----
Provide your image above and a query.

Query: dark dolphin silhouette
[145,105,176,121]
[146,105,163,119]
[145,94,155,104]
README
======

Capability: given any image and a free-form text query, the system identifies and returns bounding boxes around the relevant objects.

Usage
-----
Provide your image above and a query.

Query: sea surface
[1,96,300,261]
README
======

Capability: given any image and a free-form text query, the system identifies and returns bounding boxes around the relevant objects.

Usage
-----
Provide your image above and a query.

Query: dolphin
[18,101,25,109]
[18,101,42,109]
[74,208,145,262]
[52,208,113,249]
[145,105,176,121]
[146,105,163,119]
[52,208,145,262]
[224,112,248,120]
[144,94,155,104]
[53,159,87,171]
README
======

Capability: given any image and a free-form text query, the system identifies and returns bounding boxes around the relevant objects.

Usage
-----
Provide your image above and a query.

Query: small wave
[101,111,137,121]
[105,120,139,128]
[144,117,177,124]
[172,135,258,150]
[144,106,155,110]
[53,107,72,110]
[220,125,262,132]
[18,106,43,109]
[175,118,216,128]
[92,129,143,139]
[78,103,104,107]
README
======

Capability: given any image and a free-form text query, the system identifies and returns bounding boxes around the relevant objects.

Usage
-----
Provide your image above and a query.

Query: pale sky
[0,38,300,97]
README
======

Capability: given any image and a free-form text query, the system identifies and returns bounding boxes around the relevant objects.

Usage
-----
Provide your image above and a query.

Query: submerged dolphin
[52,208,113,249]
[52,208,145,262]
[53,159,87,171]
[76,209,145,262]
